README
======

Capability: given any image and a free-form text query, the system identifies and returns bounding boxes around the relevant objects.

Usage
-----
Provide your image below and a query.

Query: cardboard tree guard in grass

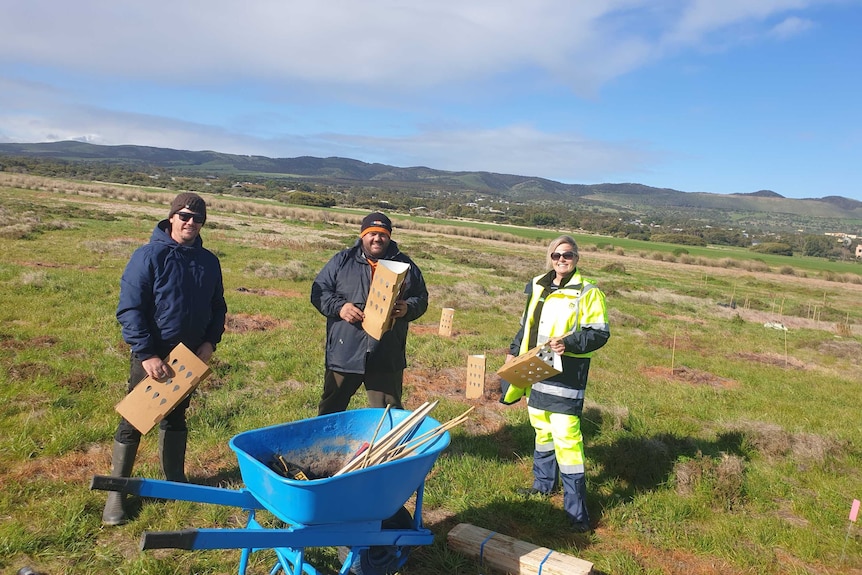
[115,343,212,434]
[495,344,562,389]
[362,260,410,340]
[466,354,485,399]
[438,307,455,337]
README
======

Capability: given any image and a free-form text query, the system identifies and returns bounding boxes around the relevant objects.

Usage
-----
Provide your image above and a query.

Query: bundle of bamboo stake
[334,402,473,476]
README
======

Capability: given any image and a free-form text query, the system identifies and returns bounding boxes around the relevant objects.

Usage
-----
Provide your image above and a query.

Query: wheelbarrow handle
[90,475,266,510]
[90,475,139,494]
[141,529,199,550]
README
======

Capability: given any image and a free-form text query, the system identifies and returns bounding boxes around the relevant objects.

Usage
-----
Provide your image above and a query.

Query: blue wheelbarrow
[91,408,451,575]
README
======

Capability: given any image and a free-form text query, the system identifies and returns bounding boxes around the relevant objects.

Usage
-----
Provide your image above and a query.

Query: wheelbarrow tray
[229,408,449,525]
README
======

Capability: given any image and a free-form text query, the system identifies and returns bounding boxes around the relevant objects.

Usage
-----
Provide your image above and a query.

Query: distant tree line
[1,155,858,260]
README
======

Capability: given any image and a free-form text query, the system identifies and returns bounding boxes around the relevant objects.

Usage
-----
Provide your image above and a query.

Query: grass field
[1,174,861,575]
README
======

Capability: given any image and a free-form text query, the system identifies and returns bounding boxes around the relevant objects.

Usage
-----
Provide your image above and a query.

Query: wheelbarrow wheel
[339,506,414,575]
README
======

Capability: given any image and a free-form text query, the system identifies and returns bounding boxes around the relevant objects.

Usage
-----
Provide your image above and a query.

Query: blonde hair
[545,235,579,270]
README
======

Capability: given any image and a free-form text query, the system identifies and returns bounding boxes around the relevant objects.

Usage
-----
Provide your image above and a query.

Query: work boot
[101,441,138,526]
[159,429,188,482]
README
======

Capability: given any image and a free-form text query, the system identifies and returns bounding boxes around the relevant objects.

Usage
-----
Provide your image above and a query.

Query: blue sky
[1,1,860,200]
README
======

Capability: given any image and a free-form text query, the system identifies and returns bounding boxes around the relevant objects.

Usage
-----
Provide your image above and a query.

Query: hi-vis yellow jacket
[502,269,610,415]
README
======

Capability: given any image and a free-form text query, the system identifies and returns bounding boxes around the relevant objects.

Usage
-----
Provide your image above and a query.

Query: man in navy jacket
[102,192,226,526]
[311,212,428,414]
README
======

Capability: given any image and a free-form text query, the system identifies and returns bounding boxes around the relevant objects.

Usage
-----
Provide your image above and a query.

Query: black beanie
[360,212,392,237]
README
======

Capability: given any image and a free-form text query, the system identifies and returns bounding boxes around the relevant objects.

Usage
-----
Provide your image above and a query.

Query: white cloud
[3,1,828,92]
[768,16,815,39]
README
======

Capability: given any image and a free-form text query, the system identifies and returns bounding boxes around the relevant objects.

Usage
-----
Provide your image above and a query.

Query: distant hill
[735,190,784,198]
[1,141,861,224]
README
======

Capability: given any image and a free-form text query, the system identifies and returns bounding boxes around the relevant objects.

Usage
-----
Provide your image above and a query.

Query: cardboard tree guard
[115,343,212,434]
[439,307,455,337]
[495,344,562,389]
[466,354,486,399]
[362,260,410,340]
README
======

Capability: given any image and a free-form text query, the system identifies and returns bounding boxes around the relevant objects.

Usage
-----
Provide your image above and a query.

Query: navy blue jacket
[116,220,227,359]
[311,239,428,374]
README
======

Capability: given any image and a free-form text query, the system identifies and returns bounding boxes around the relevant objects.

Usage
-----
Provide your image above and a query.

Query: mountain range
[1,140,861,225]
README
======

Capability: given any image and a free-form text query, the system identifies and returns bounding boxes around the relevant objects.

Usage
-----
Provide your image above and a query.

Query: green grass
[1,180,861,574]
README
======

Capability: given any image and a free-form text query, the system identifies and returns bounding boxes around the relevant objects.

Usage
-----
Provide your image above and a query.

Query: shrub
[750,242,793,256]
[651,233,707,246]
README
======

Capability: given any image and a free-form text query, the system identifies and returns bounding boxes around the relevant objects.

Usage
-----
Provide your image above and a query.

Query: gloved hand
[499,379,529,405]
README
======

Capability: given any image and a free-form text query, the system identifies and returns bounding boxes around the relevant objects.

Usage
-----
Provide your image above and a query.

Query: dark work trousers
[318,369,404,415]
[114,352,191,444]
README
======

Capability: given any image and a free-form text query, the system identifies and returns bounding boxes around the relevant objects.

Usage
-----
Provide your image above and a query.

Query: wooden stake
[335,401,439,475]
[361,405,391,469]
[670,330,677,375]
[391,407,474,460]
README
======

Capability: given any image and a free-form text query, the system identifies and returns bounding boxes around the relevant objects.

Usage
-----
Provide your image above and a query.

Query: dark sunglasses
[550,251,576,261]
[176,212,205,224]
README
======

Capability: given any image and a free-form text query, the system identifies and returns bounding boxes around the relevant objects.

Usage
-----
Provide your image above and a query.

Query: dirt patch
[235,286,303,298]
[607,537,748,575]
[0,443,111,489]
[403,367,512,436]
[641,365,738,389]
[732,351,807,370]
[20,260,99,271]
[7,361,55,381]
[225,313,288,333]
[0,335,58,350]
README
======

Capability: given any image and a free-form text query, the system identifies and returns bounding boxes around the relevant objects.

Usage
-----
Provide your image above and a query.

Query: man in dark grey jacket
[311,212,428,415]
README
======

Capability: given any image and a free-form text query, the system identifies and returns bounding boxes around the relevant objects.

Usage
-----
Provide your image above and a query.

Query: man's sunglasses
[550,251,576,261]
[176,212,205,224]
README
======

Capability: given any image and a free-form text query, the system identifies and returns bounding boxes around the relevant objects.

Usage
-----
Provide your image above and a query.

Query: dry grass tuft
[431,281,523,311]
[608,308,643,328]
[83,238,141,258]
[601,262,627,274]
[583,400,630,432]
[817,339,861,364]
[673,452,746,509]
[728,420,847,464]
[244,260,313,281]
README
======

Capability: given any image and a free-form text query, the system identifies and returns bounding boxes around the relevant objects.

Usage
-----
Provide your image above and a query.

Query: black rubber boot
[159,429,188,482]
[101,441,138,526]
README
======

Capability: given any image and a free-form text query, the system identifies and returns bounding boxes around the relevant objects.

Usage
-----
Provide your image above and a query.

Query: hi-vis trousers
[528,406,590,527]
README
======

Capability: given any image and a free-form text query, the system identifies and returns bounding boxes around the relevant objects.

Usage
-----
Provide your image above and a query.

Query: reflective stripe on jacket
[503,269,610,415]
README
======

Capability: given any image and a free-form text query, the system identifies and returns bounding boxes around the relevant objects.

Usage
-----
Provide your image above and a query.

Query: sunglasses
[550,251,576,261]
[176,212,205,224]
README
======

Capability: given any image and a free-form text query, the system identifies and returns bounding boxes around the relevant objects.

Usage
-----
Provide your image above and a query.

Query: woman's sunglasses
[550,251,576,261]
